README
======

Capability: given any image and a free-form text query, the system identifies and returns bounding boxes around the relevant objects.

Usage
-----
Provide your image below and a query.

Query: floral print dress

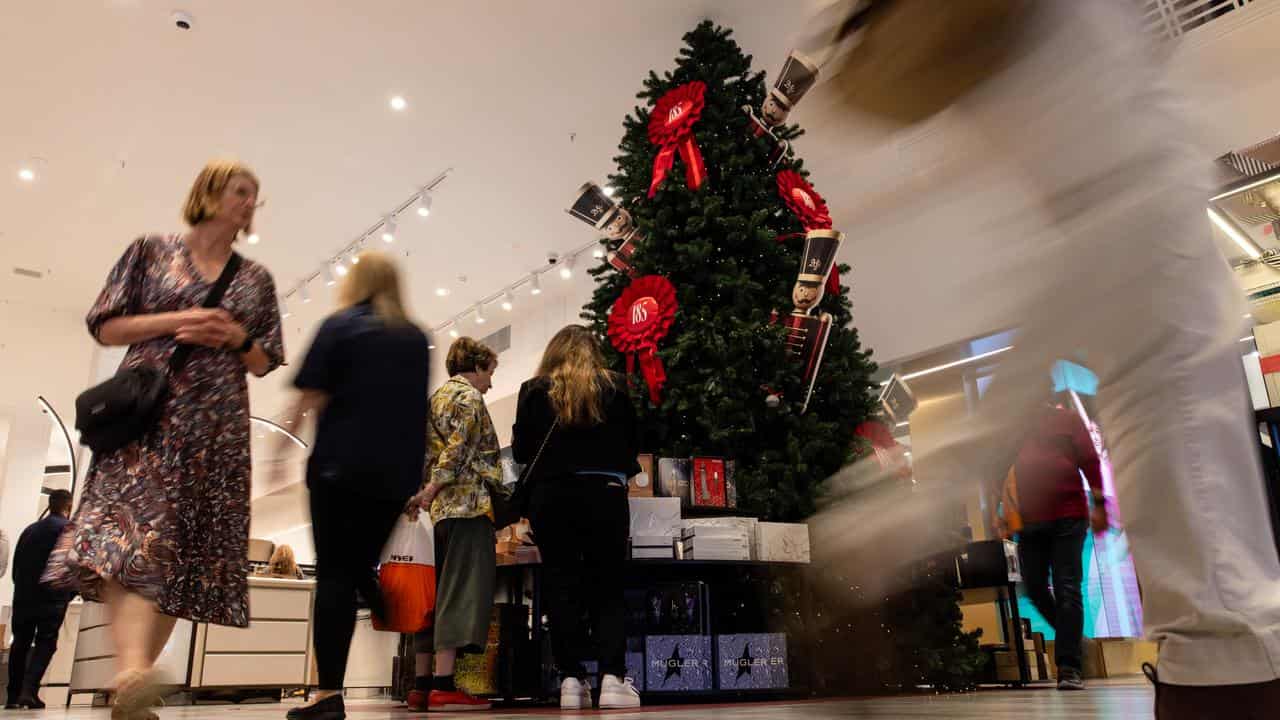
[43,235,284,627]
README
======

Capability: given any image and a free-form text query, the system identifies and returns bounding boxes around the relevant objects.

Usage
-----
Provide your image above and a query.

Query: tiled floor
[33,680,1155,718]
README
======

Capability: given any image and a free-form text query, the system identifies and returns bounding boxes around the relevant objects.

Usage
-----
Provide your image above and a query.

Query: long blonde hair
[535,325,615,426]
[338,250,410,325]
[267,544,299,577]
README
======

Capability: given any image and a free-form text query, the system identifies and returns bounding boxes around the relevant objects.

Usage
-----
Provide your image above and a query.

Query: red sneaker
[428,689,492,712]
[406,689,429,712]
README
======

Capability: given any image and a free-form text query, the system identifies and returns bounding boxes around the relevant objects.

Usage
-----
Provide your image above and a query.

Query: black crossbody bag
[491,418,558,529]
[75,251,243,455]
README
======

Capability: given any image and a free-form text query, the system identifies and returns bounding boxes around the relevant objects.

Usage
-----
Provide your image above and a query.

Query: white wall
[0,301,97,608]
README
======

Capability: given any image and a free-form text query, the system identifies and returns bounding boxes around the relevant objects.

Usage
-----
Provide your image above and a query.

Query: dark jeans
[309,480,404,690]
[529,475,630,680]
[1017,518,1088,673]
[6,605,68,701]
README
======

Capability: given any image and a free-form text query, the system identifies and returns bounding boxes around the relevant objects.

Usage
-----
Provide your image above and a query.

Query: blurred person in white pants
[806,1,1280,714]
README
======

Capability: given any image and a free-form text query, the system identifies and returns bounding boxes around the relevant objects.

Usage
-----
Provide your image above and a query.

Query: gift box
[630,453,656,498]
[630,497,681,539]
[455,612,503,696]
[645,635,714,692]
[632,534,676,560]
[690,457,727,508]
[716,633,790,690]
[633,582,708,634]
[682,517,758,558]
[754,522,811,564]
[657,458,691,506]
[680,526,751,561]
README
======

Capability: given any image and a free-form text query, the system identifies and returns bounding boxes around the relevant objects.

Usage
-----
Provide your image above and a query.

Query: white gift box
[629,497,682,538]
[754,522,811,564]
[681,517,758,559]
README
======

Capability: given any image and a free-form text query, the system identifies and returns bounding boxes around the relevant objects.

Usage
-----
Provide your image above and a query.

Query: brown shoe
[1145,663,1280,719]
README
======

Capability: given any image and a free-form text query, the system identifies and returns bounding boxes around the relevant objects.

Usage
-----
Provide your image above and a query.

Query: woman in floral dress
[44,159,284,718]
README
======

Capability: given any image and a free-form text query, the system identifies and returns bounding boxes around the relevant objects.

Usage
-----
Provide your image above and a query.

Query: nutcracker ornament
[776,228,844,413]
[567,181,645,277]
[743,51,821,165]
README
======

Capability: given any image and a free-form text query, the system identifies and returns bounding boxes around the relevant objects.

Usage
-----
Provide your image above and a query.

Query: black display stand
[492,557,815,705]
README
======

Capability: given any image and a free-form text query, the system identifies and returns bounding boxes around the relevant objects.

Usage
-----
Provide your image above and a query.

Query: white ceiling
[0,0,813,324]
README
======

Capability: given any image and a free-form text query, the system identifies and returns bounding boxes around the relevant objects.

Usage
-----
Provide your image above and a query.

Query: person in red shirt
[1005,400,1110,691]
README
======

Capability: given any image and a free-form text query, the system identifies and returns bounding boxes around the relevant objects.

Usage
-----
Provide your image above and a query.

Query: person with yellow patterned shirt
[404,337,507,713]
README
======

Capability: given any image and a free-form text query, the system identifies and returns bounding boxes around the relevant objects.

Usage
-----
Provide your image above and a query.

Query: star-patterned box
[716,633,790,690]
[644,635,714,692]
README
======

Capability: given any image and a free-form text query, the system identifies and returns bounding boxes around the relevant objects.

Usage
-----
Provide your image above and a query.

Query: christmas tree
[578,21,879,523]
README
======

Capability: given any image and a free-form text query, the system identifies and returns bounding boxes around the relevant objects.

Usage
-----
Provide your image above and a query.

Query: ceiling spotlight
[501,291,514,312]
[325,265,338,286]
[281,299,292,319]
[381,215,397,242]
[449,326,460,339]
[350,253,360,265]
[602,185,616,197]
[475,305,487,324]
[246,233,260,245]
[416,192,433,218]
[335,262,349,277]
[530,274,542,295]
[390,95,407,111]
[435,287,450,297]
[17,168,35,182]
[559,255,575,279]
[592,247,605,259]
[300,284,311,304]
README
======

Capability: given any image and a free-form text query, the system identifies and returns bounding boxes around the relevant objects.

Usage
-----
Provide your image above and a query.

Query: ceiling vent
[13,267,43,279]
[1142,0,1256,40]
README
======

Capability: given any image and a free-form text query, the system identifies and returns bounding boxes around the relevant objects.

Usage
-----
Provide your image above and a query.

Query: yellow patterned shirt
[426,376,507,523]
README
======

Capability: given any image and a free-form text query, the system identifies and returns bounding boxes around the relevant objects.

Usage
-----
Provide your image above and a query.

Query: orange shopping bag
[373,515,436,633]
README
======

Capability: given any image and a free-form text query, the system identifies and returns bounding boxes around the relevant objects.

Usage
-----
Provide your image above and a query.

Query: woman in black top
[274,250,430,720]
[512,324,641,710]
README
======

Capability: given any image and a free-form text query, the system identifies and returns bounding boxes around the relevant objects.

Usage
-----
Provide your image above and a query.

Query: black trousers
[6,604,68,702]
[1017,518,1089,673]
[309,481,404,690]
[529,475,630,680]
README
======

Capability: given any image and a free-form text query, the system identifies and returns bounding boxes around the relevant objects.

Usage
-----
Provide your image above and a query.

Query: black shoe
[3,702,18,710]
[285,693,345,720]
[16,695,45,709]
[1057,668,1085,691]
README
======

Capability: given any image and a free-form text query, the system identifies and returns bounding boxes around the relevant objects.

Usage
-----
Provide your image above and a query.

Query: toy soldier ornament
[775,228,844,413]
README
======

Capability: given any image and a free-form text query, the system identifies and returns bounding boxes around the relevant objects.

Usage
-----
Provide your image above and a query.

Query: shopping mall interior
[4,1,1280,718]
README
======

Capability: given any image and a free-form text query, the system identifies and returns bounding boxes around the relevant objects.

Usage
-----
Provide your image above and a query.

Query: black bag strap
[169,252,244,375]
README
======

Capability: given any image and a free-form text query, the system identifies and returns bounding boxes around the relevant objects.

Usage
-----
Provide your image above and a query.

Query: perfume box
[716,633,789,690]
[645,635,714,692]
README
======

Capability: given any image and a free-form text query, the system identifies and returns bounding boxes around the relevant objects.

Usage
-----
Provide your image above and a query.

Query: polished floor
[30,680,1155,718]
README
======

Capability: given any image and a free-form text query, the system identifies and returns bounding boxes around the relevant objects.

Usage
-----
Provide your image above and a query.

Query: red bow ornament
[648,81,708,198]
[777,169,840,295]
[607,275,678,404]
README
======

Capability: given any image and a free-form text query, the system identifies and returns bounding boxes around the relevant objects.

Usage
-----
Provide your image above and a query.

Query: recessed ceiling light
[390,95,407,111]
[246,233,260,245]
[435,287,450,297]
[17,168,35,182]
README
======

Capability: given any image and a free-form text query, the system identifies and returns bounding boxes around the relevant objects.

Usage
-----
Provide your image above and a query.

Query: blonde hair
[535,325,615,427]
[446,337,497,376]
[183,158,260,232]
[267,544,299,577]
[337,250,411,325]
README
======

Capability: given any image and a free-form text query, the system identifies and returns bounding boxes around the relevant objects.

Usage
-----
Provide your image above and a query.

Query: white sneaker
[560,677,592,710]
[599,674,641,709]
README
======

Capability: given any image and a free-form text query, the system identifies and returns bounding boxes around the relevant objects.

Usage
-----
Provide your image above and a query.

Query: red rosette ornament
[854,419,911,480]
[608,275,678,405]
[647,81,708,198]
[776,169,841,295]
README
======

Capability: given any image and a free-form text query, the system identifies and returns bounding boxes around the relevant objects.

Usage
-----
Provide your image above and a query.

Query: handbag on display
[75,248,243,455]
[490,418,558,529]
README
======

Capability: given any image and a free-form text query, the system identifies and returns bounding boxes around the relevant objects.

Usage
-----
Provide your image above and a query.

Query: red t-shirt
[1014,405,1103,524]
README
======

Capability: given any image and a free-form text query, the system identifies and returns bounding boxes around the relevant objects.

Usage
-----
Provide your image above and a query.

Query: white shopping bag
[374,515,436,632]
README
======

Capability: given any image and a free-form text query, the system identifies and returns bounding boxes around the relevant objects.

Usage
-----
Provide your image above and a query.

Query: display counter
[69,576,316,703]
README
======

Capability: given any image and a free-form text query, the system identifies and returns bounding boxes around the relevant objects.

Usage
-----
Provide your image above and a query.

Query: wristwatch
[236,335,255,354]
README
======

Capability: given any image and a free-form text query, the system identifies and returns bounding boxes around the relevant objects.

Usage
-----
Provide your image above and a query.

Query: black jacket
[12,515,74,619]
[512,375,641,481]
